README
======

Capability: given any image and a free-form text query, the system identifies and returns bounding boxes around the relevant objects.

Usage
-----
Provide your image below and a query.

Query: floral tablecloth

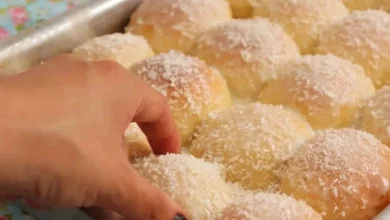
[0,0,88,40]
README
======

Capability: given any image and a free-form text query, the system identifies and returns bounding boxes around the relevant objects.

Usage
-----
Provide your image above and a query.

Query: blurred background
[0,0,88,40]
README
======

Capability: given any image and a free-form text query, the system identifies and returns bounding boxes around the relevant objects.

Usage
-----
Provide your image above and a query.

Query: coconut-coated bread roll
[215,193,322,220]
[316,10,390,88]
[227,0,253,18]
[126,0,232,53]
[190,103,314,191]
[190,18,300,100]
[354,86,390,146]
[280,129,390,220]
[133,154,234,220]
[72,33,154,68]
[124,123,152,161]
[130,51,232,145]
[253,0,348,54]
[344,0,390,11]
[259,55,375,129]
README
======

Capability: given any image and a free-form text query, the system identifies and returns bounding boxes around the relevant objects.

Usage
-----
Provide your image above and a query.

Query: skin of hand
[0,54,187,220]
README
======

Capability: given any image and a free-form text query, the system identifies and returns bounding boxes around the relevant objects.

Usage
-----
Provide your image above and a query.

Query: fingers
[133,83,181,155]
[96,165,186,220]
[0,195,21,203]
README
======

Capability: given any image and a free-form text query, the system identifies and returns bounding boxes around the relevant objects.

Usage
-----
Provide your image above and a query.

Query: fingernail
[174,214,187,220]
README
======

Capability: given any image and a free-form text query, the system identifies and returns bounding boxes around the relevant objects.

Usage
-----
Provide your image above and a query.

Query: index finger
[132,81,181,155]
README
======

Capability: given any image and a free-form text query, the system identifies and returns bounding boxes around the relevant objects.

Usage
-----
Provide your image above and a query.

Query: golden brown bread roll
[130,51,232,145]
[316,10,390,88]
[72,33,154,69]
[127,0,232,53]
[344,0,390,11]
[258,54,375,129]
[190,18,300,100]
[124,123,152,161]
[216,193,322,220]
[280,128,390,220]
[354,85,390,146]
[133,154,235,220]
[190,103,314,191]
[253,0,348,54]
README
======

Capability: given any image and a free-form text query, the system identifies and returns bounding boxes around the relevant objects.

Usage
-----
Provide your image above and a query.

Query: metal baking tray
[1,0,390,219]
[0,0,140,75]
[0,0,140,219]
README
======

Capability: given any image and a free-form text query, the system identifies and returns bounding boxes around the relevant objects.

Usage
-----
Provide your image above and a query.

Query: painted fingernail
[174,214,187,220]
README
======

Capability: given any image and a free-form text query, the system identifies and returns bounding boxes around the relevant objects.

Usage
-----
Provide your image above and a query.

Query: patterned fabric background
[0,1,90,220]
[0,0,88,40]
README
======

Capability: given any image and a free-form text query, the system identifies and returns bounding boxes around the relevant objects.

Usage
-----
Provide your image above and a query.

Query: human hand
[0,54,186,220]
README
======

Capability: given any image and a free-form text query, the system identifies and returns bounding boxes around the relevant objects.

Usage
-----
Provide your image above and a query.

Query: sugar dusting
[216,193,322,220]
[190,103,314,190]
[282,128,390,218]
[132,154,236,220]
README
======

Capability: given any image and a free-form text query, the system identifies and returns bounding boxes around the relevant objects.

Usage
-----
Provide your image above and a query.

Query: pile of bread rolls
[71,0,390,219]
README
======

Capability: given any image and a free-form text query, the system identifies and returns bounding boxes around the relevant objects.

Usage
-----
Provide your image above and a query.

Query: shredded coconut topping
[316,10,390,87]
[355,85,390,146]
[254,0,348,53]
[194,18,299,69]
[274,55,373,103]
[129,0,231,40]
[216,193,322,220]
[259,54,375,129]
[131,51,215,115]
[191,18,300,99]
[190,103,314,190]
[282,128,390,219]
[132,154,234,220]
[72,33,153,68]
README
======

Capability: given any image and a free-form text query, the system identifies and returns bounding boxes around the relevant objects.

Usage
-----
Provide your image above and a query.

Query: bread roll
[316,10,390,88]
[227,0,253,18]
[190,18,300,100]
[133,154,234,220]
[190,103,314,191]
[216,193,322,220]
[127,0,232,53]
[72,33,154,68]
[130,51,232,145]
[344,0,390,11]
[124,123,152,160]
[354,85,390,146]
[253,0,348,54]
[280,129,390,220]
[259,55,375,129]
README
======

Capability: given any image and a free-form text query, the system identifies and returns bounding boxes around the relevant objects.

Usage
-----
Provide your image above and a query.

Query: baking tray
[1,0,390,219]
[0,0,140,219]
[0,0,141,75]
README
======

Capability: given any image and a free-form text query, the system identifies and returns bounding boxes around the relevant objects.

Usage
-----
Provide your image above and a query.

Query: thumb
[96,164,188,220]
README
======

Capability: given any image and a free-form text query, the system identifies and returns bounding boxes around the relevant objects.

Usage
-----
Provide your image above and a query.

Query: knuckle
[93,60,131,84]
